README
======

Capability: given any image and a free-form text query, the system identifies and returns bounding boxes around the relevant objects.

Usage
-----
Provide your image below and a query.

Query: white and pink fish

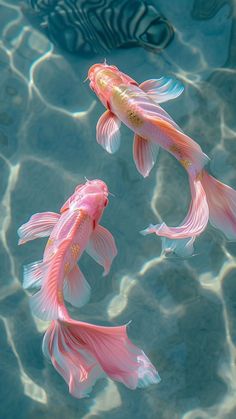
[18,179,160,398]
[88,63,236,256]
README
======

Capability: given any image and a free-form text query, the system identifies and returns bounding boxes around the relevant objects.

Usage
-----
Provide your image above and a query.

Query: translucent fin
[96,110,121,153]
[42,318,160,398]
[149,117,209,176]
[139,77,184,103]
[161,237,195,257]
[133,134,159,177]
[201,170,236,240]
[86,224,117,275]
[42,321,104,399]
[63,265,91,308]
[18,212,60,244]
[23,259,44,289]
[30,284,59,322]
[141,178,209,256]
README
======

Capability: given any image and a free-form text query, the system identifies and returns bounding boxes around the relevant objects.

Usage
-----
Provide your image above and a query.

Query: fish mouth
[83,179,109,196]
[87,62,119,83]
[87,64,105,83]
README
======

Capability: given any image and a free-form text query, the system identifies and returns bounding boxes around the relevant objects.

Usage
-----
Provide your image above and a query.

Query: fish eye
[104,198,108,207]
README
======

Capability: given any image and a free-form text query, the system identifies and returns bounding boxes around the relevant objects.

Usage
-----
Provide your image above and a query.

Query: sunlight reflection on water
[0,0,236,418]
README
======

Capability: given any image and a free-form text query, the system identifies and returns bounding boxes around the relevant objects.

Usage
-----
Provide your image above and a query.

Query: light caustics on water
[0,315,47,404]
[1,0,236,417]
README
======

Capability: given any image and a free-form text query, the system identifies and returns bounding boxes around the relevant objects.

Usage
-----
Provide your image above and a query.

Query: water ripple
[0,0,236,417]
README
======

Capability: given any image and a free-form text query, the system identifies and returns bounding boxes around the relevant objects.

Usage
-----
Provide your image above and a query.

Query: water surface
[0,0,236,418]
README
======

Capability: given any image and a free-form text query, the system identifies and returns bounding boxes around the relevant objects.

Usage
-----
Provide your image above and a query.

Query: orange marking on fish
[71,243,80,259]
[57,290,63,304]
[60,207,69,214]
[180,159,191,170]
[46,238,54,247]
[75,209,88,224]
[196,170,203,181]
[127,109,143,127]
[64,262,70,274]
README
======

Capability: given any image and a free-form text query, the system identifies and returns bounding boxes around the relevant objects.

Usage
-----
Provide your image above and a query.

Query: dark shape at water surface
[24,0,174,55]
[192,0,231,19]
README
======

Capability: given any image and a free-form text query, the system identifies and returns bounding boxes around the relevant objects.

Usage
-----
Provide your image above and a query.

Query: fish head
[88,63,136,107]
[60,184,85,214]
[88,63,121,106]
[69,179,109,221]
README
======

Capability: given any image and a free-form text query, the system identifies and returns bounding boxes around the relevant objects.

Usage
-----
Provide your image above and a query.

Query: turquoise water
[1,0,236,418]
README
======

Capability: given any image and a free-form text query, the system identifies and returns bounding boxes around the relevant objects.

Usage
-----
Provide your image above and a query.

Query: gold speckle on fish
[76,210,88,226]
[64,262,70,274]
[58,290,63,303]
[71,243,80,259]
[46,238,53,247]
[180,159,191,169]
[169,144,180,154]
[127,109,143,127]
[196,170,203,181]
[112,85,143,127]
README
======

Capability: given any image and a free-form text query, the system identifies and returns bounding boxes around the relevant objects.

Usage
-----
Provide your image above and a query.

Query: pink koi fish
[88,63,236,255]
[18,179,117,321]
[88,63,208,178]
[18,179,160,398]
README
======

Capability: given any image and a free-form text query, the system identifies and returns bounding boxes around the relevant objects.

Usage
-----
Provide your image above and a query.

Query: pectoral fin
[96,110,121,153]
[86,224,117,275]
[18,212,60,244]
[139,77,184,103]
[23,259,46,289]
[133,134,159,177]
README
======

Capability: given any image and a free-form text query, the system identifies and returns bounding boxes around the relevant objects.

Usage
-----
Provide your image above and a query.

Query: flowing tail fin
[201,170,236,240]
[141,177,209,256]
[43,318,160,399]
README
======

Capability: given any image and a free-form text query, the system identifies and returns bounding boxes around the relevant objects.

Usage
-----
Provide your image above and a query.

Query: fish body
[18,179,160,398]
[43,210,92,266]
[88,63,208,178]
[88,63,236,257]
[43,181,107,265]
[18,179,116,321]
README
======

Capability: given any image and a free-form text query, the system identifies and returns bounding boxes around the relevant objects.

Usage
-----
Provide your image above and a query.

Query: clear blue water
[1,0,236,418]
